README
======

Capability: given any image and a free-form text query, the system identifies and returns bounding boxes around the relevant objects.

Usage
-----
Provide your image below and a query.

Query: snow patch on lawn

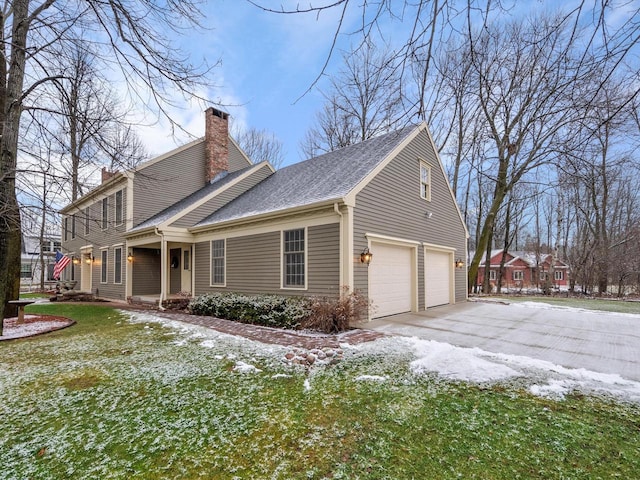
[507,300,640,318]
[233,361,262,373]
[355,375,388,382]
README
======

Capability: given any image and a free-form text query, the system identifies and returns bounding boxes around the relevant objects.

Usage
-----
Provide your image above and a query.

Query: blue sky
[135,1,355,167]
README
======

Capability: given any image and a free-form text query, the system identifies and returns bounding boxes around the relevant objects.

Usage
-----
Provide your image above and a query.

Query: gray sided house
[60,108,468,319]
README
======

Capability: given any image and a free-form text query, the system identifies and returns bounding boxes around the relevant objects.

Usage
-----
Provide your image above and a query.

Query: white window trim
[489,270,496,281]
[209,239,226,287]
[100,248,108,284]
[420,161,431,202]
[71,214,76,239]
[513,270,524,281]
[554,270,563,281]
[113,246,123,284]
[281,227,308,290]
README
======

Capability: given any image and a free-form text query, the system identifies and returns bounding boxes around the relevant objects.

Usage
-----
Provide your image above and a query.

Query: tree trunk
[0,0,31,325]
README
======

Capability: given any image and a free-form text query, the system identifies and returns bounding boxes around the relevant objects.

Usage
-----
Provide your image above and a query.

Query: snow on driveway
[127,310,640,404]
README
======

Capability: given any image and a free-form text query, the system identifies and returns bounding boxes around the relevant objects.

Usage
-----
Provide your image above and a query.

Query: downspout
[154,227,166,311]
[334,203,344,293]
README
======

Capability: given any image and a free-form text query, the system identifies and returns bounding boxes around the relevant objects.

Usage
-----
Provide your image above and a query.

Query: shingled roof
[195,125,417,227]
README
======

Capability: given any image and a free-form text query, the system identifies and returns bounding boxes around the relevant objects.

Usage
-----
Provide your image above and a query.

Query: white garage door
[369,243,413,318]
[425,250,451,307]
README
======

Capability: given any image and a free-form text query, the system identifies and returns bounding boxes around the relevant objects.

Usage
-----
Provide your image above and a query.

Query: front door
[81,252,92,292]
[169,248,181,294]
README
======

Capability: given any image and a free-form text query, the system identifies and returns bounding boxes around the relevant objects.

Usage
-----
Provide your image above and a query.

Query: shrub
[301,288,370,333]
[188,293,310,330]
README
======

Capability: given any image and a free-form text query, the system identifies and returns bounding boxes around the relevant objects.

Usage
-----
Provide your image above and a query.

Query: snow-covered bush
[188,293,310,330]
[188,289,371,333]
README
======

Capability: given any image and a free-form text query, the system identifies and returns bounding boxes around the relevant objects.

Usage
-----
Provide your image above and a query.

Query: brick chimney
[205,107,230,183]
[102,167,116,183]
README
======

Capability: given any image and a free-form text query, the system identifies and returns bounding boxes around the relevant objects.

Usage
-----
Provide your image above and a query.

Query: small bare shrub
[302,288,370,333]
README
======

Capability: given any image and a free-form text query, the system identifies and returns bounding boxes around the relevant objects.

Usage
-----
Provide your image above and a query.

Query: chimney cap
[207,107,229,121]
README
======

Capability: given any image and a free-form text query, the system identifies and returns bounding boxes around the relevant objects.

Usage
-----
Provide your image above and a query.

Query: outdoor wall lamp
[360,247,373,265]
[85,256,93,265]
[455,258,464,268]
[127,253,134,263]
[72,257,80,265]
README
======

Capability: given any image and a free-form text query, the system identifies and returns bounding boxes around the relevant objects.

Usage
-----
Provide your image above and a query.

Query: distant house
[475,249,570,291]
[20,235,61,291]
[60,108,468,320]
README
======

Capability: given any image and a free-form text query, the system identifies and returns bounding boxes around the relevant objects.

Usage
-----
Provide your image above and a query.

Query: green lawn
[1,304,639,479]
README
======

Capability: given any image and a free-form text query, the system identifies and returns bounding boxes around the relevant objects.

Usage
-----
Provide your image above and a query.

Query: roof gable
[194,126,417,228]
[128,163,269,233]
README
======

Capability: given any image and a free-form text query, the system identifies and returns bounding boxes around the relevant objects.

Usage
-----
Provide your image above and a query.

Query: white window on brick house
[555,270,564,281]
[513,270,524,281]
[489,270,497,281]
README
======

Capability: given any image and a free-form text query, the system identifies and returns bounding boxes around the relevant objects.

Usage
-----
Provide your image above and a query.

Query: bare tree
[234,127,285,169]
[1,0,216,322]
[300,42,404,158]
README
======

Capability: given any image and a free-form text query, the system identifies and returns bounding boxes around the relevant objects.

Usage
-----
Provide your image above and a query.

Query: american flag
[53,251,71,279]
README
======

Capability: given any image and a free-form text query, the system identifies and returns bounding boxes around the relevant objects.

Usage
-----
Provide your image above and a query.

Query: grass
[499,295,640,314]
[1,303,639,479]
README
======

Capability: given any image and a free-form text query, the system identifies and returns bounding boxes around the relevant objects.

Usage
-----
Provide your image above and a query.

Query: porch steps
[127,296,190,311]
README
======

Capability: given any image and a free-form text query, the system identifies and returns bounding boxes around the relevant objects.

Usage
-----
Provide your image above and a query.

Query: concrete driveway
[362,301,640,382]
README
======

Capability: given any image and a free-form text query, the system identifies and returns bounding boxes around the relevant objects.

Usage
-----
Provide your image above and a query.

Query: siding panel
[170,164,272,228]
[131,248,161,295]
[194,223,340,297]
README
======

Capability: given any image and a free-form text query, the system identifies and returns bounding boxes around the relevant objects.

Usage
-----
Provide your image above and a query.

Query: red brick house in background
[475,250,570,292]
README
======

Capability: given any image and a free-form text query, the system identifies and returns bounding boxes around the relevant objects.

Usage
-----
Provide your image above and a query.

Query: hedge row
[188,293,310,330]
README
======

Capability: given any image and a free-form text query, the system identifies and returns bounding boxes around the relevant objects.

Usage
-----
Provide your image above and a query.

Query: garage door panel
[425,250,451,308]
[369,243,413,318]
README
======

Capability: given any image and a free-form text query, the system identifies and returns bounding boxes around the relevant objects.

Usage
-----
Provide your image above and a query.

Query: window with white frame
[20,263,32,279]
[64,217,68,241]
[489,270,496,281]
[513,270,524,281]
[210,240,225,286]
[114,247,122,284]
[71,214,76,239]
[183,250,190,271]
[554,270,563,281]
[540,271,548,280]
[420,162,431,201]
[115,190,123,226]
[283,229,305,288]
[102,198,108,230]
[101,250,108,283]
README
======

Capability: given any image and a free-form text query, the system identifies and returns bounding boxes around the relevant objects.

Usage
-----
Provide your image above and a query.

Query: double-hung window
[84,207,90,235]
[102,198,108,230]
[211,240,225,286]
[489,270,496,281]
[101,249,108,283]
[513,270,524,281]
[114,247,122,284]
[63,217,68,241]
[71,214,76,239]
[115,190,123,226]
[283,229,305,288]
[554,270,563,281]
[420,162,431,201]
